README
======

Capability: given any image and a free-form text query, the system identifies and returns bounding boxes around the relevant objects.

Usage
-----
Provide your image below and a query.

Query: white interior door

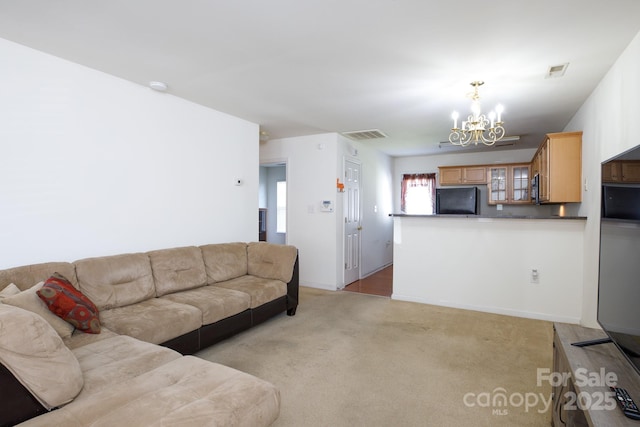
[344,159,361,286]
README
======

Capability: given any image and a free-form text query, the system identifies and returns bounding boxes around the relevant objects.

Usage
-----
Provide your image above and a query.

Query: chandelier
[449,81,505,146]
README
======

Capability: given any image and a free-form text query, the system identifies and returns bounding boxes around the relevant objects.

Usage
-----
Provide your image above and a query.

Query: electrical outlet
[530,268,540,284]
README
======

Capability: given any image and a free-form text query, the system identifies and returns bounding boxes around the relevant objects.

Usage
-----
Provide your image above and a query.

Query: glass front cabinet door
[488,164,531,205]
[511,165,530,203]
[489,167,508,204]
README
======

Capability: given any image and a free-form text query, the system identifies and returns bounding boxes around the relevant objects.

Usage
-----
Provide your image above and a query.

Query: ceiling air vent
[341,129,388,141]
[546,63,569,78]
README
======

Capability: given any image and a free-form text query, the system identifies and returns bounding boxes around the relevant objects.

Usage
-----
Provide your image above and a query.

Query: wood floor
[343,265,393,297]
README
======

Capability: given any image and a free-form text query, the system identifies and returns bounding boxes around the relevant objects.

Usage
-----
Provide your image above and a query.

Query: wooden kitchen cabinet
[488,163,531,204]
[602,160,640,183]
[439,165,487,185]
[622,161,640,182]
[602,161,620,182]
[532,131,582,203]
[531,150,540,178]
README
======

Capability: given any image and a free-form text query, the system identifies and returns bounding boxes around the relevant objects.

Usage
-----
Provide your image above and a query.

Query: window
[276,181,287,233]
[401,173,436,214]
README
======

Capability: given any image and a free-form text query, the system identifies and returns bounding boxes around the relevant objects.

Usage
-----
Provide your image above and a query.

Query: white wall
[566,30,640,327]
[393,216,584,323]
[0,39,259,268]
[260,134,341,289]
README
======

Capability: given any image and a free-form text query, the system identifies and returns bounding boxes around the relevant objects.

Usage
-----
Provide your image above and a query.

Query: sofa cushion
[248,242,298,283]
[148,246,207,297]
[200,242,248,283]
[37,273,101,334]
[72,335,181,399]
[75,253,155,310]
[16,356,280,427]
[161,285,251,325]
[214,275,287,309]
[0,283,20,298]
[63,327,119,351]
[2,281,75,339]
[0,261,78,292]
[0,303,83,410]
[99,298,202,345]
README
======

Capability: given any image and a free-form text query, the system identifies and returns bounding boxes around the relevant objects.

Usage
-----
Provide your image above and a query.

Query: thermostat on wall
[321,200,334,212]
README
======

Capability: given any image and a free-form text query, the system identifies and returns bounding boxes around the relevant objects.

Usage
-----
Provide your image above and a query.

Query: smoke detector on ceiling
[149,81,168,91]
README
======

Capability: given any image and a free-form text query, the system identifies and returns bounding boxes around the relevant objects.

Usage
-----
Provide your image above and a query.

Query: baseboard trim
[301,282,337,291]
[391,293,581,324]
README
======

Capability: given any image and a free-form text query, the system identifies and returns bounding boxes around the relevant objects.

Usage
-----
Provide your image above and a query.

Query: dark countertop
[390,214,587,220]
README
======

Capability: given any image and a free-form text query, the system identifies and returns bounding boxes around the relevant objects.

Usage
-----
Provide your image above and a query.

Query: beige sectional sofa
[0,241,299,426]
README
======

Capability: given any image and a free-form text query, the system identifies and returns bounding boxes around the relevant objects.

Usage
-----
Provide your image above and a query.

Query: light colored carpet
[196,287,554,426]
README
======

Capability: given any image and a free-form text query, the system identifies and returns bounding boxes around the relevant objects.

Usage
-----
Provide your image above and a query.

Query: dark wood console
[553,323,640,426]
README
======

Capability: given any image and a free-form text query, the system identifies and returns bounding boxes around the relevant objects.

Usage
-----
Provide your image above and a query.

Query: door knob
[357,226,363,230]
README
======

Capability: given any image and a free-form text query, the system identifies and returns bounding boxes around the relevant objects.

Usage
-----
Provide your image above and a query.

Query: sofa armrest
[0,362,47,427]
[286,253,299,316]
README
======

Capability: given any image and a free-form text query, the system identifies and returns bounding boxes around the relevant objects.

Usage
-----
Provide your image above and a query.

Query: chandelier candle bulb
[471,102,480,119]
[496,104,504,122]
[452,111,459,129]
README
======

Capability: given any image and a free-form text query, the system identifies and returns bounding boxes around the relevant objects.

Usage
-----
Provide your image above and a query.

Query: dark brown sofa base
[200,309,252,349]
[0,363,47,427]
[160,329,200,355]
[286,256,300,316]
[160,311,253,355]
[252,296,287,326]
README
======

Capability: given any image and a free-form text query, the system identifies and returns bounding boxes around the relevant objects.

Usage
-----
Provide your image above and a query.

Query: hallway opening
[343,265,392,297]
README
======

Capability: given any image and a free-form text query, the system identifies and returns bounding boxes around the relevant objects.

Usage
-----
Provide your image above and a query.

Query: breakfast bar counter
[390,214,587,323]
[390,213,587,220]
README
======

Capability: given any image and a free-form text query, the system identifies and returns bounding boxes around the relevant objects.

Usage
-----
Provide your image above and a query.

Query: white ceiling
[1,0,639,157]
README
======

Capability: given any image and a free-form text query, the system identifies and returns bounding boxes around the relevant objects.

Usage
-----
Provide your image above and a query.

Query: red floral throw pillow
[37,272,101,334]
